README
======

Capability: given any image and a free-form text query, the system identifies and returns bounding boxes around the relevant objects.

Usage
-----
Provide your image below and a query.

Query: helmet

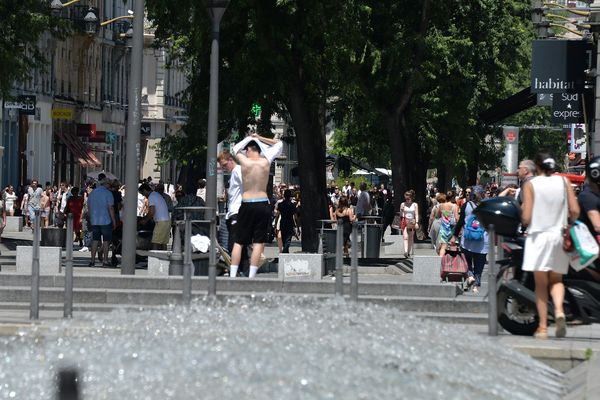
[473,196,521,237]
[588,156,600,184]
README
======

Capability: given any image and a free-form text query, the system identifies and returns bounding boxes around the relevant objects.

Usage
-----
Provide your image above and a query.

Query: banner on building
[569,123,586,154]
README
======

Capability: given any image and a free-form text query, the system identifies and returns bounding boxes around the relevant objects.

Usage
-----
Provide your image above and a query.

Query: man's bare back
[239,157,270,200]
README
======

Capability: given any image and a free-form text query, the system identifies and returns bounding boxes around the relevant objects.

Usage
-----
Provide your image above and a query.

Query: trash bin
[321,229,338,254]
[365,224,382,258]
[321,228,338,275]
[41,227,67,247]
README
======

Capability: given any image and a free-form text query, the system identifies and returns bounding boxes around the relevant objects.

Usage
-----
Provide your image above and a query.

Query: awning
[55,131,102,168]
[479,87,537,125]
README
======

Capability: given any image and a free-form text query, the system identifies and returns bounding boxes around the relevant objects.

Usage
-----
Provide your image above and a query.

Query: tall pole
[206,2,229,214]
[121,0,145,274]
[594,4,600,156]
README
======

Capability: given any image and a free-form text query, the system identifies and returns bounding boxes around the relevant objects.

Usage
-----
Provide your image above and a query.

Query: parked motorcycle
[475,197,600,336]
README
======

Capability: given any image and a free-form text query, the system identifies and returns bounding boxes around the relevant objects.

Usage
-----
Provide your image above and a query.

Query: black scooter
[474,197,600,336]
[496,236,600,335]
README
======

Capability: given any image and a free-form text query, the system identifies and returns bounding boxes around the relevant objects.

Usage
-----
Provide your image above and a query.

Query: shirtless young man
[230,134,283,278]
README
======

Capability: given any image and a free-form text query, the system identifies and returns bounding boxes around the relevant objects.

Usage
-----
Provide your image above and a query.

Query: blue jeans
[463,249,487,287]
[28,204,40,224]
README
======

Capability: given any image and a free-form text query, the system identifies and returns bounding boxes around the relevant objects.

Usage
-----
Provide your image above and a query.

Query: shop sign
[90,130,106,143]
[3,95,36,115]
[552,93,583,124]
[531,40,594,93]
[77,123,97,138]
[51,108,74,120]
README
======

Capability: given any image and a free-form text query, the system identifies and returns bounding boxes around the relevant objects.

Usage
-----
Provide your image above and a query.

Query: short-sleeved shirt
[578,184,600,235]
[87,186,114,226]
[27,187,43,208]
[148,191,170,222]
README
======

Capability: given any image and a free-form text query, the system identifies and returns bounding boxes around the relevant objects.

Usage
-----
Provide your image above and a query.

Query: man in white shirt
[138,183,171,250]
[229,134,283,278]
[218,150,243,249]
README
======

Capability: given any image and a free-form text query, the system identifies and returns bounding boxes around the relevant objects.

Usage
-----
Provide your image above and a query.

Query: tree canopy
[0,0,67,99]
[146,0,542,247]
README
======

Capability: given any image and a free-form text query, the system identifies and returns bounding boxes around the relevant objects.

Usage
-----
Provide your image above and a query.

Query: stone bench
[412,255,442,284]
[142,250,211,276]
[278,253,324,281]
[383,235,404,255]
[16,246,62,275]
[4,216,23,232]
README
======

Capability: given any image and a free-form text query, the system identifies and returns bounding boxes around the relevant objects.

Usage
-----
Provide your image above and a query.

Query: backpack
[463,202,484,241]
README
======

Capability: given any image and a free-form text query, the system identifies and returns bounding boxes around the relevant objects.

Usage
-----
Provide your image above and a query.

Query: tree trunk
[287,84,328,253]
[386,112,408,213]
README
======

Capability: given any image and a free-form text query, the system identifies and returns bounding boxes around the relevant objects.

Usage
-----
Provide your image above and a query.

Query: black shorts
[235,201,272,245]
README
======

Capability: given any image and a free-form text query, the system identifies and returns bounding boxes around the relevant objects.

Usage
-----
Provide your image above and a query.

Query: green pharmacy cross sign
[251,103,262,118]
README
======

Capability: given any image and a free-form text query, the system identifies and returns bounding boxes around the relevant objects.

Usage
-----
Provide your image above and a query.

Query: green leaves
[0,0,69,98]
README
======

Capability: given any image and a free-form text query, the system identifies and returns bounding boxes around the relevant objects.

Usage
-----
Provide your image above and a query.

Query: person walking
[453,191,487,294]
[355,182,371,219]
[87,179,116,267]
[521,152,579,339]
[275,189,297,253]
[27,180,43,232]
[428,192,446,252]
[334,196,355,256]
[3,185,17,216]
[437,191,459,257]
[400,190,419,258]
[138,183,172,250]
[229,134,282,278]
[65,187,85,248]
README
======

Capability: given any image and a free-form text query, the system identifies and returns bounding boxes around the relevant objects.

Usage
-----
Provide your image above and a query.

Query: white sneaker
[78,246,89,252]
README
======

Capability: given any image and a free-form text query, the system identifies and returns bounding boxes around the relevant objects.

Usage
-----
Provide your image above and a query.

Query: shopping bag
[568,221,599,271]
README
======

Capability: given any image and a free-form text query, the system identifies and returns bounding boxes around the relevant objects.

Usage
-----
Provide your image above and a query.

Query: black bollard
[56,368,79,400]
[64,214,74,318]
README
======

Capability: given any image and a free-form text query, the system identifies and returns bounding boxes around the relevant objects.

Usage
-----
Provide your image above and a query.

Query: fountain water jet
[0,296,564,399]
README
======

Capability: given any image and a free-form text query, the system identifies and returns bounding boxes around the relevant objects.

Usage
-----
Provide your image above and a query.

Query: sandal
[534,327,548,340]
[555,313,567,338]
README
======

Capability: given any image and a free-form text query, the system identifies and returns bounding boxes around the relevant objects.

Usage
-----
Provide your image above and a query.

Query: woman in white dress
[521,152,579,339]
[400,190,419,258]
[3,185,17,216]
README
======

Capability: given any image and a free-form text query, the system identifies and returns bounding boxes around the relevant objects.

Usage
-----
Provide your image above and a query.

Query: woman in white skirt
[521,152,579,339]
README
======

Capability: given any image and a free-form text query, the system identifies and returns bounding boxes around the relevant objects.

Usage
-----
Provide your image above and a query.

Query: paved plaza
[1,228,599,398]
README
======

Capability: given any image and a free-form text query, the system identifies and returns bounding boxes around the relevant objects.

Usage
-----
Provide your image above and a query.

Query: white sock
[249,265,258,278]
[229,265,238,277]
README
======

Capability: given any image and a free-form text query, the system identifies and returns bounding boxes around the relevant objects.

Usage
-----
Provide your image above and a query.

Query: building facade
[0,0,188,190]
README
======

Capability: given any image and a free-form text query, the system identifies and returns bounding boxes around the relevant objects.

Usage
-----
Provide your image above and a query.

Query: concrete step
[0,274,461,298]
[0,303,489,325]
[0,287,487,313]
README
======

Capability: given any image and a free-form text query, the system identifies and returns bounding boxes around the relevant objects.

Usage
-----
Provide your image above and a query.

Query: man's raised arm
[251,134,283,163]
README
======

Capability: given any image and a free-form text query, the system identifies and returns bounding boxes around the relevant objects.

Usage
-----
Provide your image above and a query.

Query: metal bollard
[335,223,344,297]
[169,226,183,275]
[56,367,80,400]
[350,224,359,301]
[64,214,74,318]
[488,224,498,336]
[208,209,217,297]
[30,209,41,320]
[182,216,192,306]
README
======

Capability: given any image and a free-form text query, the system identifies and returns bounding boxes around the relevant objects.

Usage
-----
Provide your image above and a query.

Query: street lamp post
[205,0,230,216]
[121,0,145,275]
